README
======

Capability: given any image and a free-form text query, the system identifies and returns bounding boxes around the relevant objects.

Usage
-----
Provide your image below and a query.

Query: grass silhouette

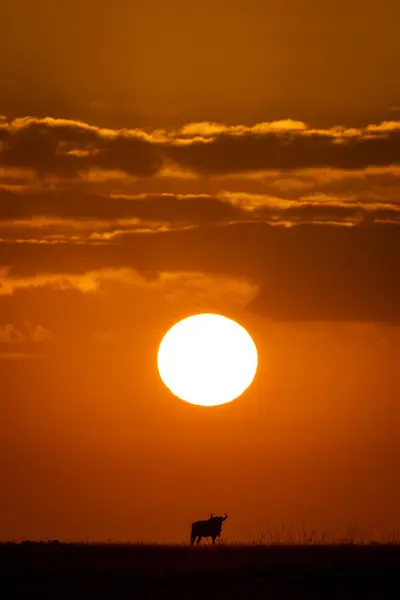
[2,536,400,598]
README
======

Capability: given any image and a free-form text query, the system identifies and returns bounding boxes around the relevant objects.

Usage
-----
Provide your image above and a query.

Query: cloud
[168,122,400,175]
[0,189,243,223]
[0,269,258,352]
[1,220,399,322]
[1,189,399,245]
[0,117,162,177]
[1,116,400,324]
[0,321,52,360]
[0,322,52,342]
[0,268,258,312]
[178,120,308,137]
[1,116,400,179]
[0,324,24,343]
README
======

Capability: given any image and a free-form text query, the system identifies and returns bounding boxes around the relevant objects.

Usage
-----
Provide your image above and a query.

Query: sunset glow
[2,0,400,548]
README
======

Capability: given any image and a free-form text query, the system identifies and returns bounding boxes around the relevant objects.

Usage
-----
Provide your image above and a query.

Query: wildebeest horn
[209,513,214,518]
[224,512,228,520]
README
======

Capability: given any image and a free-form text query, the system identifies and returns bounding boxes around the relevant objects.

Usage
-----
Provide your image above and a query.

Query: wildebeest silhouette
[190,513,228,544]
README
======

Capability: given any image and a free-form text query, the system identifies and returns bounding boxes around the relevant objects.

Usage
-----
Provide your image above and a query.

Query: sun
[157,313,258,407]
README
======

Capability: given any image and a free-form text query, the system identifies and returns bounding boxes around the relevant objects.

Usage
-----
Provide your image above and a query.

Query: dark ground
[1,542,399,599]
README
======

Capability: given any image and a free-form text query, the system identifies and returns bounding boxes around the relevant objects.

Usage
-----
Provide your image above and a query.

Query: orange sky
[1,0,400,543]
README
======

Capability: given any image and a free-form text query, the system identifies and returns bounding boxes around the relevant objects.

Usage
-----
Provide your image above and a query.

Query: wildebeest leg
[212,536,216,544]
[196,536,202,544]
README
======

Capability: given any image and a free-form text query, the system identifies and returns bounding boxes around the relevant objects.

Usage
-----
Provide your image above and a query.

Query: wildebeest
[190,513,228,544]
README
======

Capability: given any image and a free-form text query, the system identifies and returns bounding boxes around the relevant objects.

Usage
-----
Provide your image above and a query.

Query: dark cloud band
[1,221,399,323]
[1,117,400,177]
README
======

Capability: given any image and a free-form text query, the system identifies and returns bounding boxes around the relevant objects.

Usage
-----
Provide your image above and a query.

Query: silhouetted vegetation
[1,542,400,598]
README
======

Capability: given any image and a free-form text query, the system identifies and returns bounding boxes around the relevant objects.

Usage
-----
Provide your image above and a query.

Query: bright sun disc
[157,313,258,407]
